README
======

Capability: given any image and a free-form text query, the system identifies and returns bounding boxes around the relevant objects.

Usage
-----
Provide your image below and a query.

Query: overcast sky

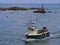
[0,0,60,3]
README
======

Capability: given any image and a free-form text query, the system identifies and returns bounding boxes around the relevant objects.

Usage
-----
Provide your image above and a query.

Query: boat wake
[17,36,50,42]
[17,30,60,42]
[17,38,39,41]
[49,33,60,39]
[17,33,60,42]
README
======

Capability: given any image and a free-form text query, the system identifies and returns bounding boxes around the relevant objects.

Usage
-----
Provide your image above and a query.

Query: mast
[42,4,44,8]
[28,16,37,28]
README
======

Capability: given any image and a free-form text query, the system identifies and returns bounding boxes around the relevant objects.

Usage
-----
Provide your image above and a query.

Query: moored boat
[34,4,46,13]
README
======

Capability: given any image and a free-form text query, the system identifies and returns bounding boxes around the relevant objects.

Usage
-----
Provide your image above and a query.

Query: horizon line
[0,3,60,4]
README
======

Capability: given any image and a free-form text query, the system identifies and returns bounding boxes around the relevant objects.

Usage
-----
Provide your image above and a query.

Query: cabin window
[37,30,42,34]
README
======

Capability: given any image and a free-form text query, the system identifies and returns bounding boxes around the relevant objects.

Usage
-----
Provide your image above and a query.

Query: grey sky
[0,0,60,3]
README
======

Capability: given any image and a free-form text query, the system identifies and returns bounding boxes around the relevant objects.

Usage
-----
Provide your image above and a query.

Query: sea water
[0,3,60,45]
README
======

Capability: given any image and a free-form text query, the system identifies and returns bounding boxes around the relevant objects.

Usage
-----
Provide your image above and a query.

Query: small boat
[25,21,50,39]
[34,4,45,13]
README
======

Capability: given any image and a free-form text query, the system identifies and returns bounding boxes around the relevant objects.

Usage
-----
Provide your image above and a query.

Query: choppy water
[0,4,60,45]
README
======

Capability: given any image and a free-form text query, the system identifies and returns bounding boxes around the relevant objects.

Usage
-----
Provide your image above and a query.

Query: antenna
[42,4,43,8]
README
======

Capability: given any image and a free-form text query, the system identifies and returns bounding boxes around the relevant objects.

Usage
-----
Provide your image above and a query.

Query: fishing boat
[25,20,50,39]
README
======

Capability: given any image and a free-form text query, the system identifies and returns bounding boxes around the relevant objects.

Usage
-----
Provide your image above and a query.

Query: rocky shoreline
[0,7,39,11]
